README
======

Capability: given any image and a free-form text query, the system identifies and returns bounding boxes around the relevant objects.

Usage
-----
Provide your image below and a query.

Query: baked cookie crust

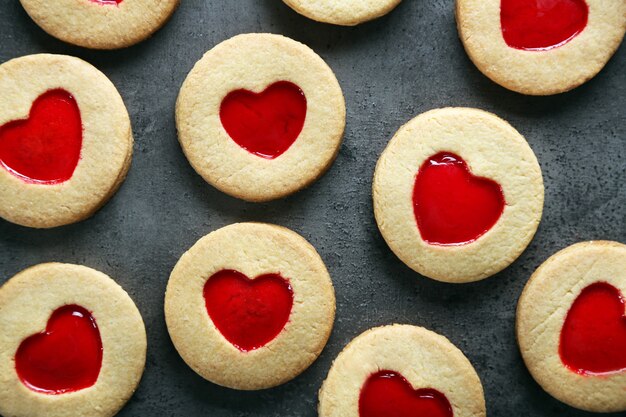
[456,0,626,95]
[283,0,402,26]
[318,324,486,417]
[0,54,133,228]
[176,33,345,202]
[517,241,626,412]
[373,108,544,283]
[165,222,336,390]
[0,263,147,417]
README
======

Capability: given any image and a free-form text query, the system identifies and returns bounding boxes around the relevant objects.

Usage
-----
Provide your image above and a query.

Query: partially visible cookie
[176,33,345,202]
[165,222,336,390]
[0,54,133,228]
[319,324,486,417]
[283,0,402,26]
[19,0,180,49]
[373,108,544,283]
[517,241,626,413]
[456,0,626,95]
[0,263,147,417]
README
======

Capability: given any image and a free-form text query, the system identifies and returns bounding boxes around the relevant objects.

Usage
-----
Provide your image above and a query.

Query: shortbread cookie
[517,241,626,413]
[283,0,402,26]
[456,0,626,95]
[0,54,133,228]
[0,263,146,417]
[319,325,486,417]
[176,33,345,202]
[19,0,179,49]
[164,222,336,390]
[373,108,544,283]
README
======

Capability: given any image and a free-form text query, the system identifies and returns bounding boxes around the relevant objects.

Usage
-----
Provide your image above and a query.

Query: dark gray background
[1,1,625,416]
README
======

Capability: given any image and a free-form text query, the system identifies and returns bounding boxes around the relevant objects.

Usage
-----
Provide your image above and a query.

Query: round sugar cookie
[19,0,180,49]
[0,263,147,417]
[164,222,336,390]
[373,107,544,283]
[283,0,402,26]
[517,241,626,413]
[0,54,133,228]
[176,33,345,202]
[456,0,626,95]
[318,324,486,417]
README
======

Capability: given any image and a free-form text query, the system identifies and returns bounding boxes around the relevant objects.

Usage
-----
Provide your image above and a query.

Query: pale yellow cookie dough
[318,324,486,417]
[164,222,336,390]
[283,0,402,26]
[517,241,626,413]
[176,33,346,202]
[456,0,626,95]
[0,263,147,417]
[0,54,133,229]
[19,0,180,49]
[373,107,544,283]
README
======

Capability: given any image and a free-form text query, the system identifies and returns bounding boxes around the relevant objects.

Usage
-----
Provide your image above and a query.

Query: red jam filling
[359,371,454,417]
[560,282,626,375]
[15,305,103,395]
[219,81,307,159]
[0,89,82,184]
[92,0,122,4]
[501,0,589,51]
[413,152,505,246]
[203,270,294,352]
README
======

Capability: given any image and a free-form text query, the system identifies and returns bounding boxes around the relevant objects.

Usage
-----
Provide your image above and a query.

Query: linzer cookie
[164,222,336,390]
[373,108,544,283]
[283,0,402,26]
[319,325,486,417]
[0,54,133,228]
[517,241,626,412]
[0,263,146,417]
[19,0,179,49]
[456,0,626,95]
[176,33,345,202]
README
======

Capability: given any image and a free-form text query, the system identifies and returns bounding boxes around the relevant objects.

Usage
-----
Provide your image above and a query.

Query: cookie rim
[282,0,402,26]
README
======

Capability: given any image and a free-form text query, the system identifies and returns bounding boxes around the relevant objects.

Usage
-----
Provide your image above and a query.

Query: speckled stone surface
[0,1,624,416]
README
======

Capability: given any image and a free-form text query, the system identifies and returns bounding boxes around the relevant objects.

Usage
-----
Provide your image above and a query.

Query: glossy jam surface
[92,0,123,4]
[501,0,589,51]
[219,81,307,159]
[560,282,626,375]
[359,371,454,417]
[203,270,294,351]
[0,89,82,184]
[413,152,505,246]
[15,305,103,395]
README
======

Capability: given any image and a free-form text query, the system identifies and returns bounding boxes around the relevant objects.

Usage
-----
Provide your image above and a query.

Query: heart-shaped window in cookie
[219,81,307,159]
[500,0,589,51]
[0,89,82,184]
[560,282,626,375]
[413,152,505,246]
[15,305,103,395]
[203,269,294,351]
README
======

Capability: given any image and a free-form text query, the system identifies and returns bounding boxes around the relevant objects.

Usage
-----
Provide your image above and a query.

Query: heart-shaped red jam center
[0,89,82,184]
[203,270,294,351]
[560,282,626,375]
[359,371,453,417]
[15,305,103,395]
[413,152,505,246]
[92,0,122,4]
[501,0,588,51]
[219,81,307,159]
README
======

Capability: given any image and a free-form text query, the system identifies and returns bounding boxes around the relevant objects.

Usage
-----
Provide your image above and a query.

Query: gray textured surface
[1,1,625,416]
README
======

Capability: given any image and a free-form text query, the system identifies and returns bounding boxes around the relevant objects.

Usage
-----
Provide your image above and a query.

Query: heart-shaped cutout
[203,269,294,351]
[501,0,588,50]
[219,81,307,159]
[560,282,626,375]
[15,305,103,394]
[359,371,453,417]
[92,0,122,4]
[413,152,505,246]
[0,89,82,184]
